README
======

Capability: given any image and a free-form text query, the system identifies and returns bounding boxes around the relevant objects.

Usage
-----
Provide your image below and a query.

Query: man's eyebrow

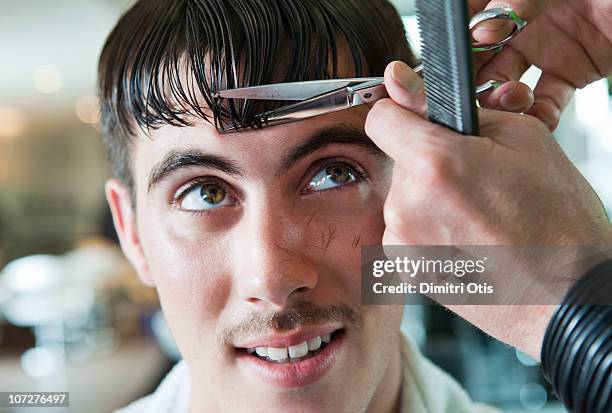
[147,125,383,193]
[277,124,385,176]
[147,151,244,193]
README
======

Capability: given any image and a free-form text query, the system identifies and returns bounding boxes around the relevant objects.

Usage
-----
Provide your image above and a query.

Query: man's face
[110,105,404,412]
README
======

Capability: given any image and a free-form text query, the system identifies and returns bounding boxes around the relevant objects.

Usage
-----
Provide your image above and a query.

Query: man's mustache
[220,301,360,346]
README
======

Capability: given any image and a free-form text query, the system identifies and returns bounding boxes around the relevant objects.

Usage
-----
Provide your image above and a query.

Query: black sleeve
[541,259,612,413]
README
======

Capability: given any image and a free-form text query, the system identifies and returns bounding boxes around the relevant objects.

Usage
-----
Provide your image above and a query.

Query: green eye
[201,184,225,205]
[327,165,352,184]
[180,183,229,211]
[307,163,358,192]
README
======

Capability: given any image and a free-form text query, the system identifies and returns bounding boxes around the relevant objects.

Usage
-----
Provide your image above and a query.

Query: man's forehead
[138,105,373,162]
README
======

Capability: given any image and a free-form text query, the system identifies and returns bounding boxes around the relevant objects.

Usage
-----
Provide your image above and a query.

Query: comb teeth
[415,0,479,135]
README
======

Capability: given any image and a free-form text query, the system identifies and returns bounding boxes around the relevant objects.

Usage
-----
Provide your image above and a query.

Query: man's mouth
[233,326,346,388]
[239,330,341,364]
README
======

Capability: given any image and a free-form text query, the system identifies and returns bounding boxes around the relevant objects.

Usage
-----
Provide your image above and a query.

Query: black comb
[415,0,479,136]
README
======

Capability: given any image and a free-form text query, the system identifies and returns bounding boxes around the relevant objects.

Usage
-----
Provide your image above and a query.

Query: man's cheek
[142,229,231,357]
[157,274,229,362]
[305,205,386,296]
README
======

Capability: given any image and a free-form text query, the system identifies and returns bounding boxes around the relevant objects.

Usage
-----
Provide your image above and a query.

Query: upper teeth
[247,333,332,361]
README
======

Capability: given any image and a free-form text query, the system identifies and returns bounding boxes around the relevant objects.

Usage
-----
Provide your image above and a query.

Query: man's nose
[232,205,318,308]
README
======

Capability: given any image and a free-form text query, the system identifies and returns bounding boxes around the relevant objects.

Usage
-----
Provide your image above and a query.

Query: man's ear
[105,178,155,287]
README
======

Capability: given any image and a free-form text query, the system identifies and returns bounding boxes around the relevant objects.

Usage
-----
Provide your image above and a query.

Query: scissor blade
[262,88,352,122]
[215,78,383,101]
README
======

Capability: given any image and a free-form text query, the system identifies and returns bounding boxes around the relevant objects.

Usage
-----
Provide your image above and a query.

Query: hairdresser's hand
[469,0,612,131]
[365,61,612,360]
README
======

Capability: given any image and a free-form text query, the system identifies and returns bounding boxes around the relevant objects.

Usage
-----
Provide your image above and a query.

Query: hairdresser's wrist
[507,305,557,362]
[501,239,612,361]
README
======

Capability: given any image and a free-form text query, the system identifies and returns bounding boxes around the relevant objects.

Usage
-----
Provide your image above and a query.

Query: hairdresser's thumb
[383,61,427,118]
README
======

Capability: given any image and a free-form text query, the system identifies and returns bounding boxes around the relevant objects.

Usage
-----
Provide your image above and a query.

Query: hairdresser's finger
[476,43,530,88]
[365,99,418,160]
[475,44,534,111]
[365,98,462,162]
[383,61,427,118]
[481,81,534,113]
[470,0,548,45]
[526,73,575,131]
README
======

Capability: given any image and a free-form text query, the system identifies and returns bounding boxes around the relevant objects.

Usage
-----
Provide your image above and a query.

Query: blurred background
[0,1,610,412]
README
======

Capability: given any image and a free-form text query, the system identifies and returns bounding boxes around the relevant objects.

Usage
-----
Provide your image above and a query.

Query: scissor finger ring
[470,7,528,52]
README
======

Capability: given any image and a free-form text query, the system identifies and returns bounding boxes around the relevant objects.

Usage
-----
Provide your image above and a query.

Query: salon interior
[0,1,610,412]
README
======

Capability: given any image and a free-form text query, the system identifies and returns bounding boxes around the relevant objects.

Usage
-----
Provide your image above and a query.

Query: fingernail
[530,106,558,131]
[543,117,556,131]
[392,63,422,93]
[500,90,524,111]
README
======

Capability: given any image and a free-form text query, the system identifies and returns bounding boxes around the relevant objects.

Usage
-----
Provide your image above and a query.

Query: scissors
[214,7,527,133]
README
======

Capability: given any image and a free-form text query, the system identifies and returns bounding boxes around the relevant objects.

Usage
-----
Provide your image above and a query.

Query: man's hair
[98,0,416,197]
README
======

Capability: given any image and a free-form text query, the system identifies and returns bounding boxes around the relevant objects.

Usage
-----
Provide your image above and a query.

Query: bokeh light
[75,95,101,125]
[20,346,62,378]
[519,383,548,411]
[0,105,27,139]
[32,64,64,94]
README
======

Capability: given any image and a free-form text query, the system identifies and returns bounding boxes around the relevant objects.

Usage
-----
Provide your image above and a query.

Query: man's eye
[180,183,230,211]
[306,163,358,192]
